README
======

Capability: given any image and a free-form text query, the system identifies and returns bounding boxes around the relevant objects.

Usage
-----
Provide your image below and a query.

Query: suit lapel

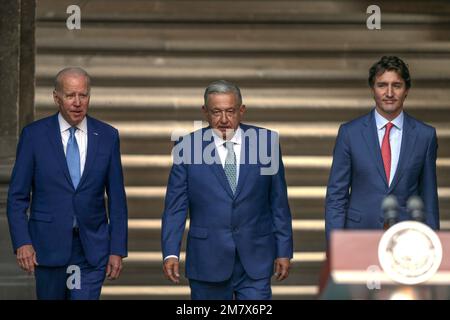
[78,116,99,188]
[46,113,74,188]
[361,110,389,188]
[389,113,417,191]
[234,163,250,199]
[234,125,252,199]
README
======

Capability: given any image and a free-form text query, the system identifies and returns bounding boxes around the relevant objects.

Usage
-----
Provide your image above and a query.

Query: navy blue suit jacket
[161,124,293,282]
[325,109,439,241]
[7,113,128,267]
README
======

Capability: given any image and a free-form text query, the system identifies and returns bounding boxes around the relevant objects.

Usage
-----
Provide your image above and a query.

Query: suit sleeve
[7,127,34,252]
[106,129,128,257]
[270,134,293,259]
[325,124,352,242]
[161,139,189,260]
[419,128,439,230]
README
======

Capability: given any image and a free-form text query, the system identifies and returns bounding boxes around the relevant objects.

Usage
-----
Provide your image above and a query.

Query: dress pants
[34,230,107,300]
[189,250,272,300]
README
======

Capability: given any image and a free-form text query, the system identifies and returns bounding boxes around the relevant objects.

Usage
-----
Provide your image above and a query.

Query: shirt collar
[58,112,87,134]
[212,126,242,148]
[374,109,404,131]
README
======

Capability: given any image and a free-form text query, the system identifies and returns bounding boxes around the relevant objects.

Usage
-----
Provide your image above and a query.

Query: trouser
[189,251,272,300]
[35,229,107,300]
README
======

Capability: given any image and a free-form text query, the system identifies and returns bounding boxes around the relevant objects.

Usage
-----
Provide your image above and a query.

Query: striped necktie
[224,141,237,194]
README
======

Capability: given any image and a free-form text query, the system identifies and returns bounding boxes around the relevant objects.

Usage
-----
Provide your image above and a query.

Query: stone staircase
[35,0,450,299]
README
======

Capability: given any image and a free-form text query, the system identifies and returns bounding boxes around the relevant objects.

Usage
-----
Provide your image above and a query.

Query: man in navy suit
[325,56,439,242]
[7,67,128,299]
[161,80,293,299]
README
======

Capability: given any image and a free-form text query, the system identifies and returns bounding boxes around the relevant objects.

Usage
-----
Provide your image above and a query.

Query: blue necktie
[66,127,80,228]
[224,141,237,194]
[66,127,81,189]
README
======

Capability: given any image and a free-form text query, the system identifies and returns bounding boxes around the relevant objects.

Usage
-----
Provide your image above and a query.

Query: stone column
[0,0,36,299]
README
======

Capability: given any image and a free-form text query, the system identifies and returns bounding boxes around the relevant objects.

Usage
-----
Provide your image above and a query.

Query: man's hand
[106,255,123,280]
[163,257,180,284]
[273,258,291,281]
[16,244,38,274]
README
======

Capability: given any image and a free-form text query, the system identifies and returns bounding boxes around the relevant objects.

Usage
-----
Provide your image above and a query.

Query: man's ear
[53,90,60,106]
[239,104,246,115]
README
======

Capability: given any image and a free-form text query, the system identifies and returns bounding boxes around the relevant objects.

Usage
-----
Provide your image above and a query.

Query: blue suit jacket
[325,110,439,241]
[7,113,128,267]
[161,124,293,282]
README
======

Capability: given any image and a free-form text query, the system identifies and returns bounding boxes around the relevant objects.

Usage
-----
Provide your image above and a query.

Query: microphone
[407,196,425,223]
[382,195,399,230]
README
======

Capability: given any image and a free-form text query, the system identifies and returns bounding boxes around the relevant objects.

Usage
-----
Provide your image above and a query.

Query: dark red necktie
[381,122,394,184]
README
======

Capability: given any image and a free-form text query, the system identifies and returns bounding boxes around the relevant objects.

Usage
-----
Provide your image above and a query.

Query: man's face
[372,70,409,120]
[53,74,90,126]
[203,93,246,139]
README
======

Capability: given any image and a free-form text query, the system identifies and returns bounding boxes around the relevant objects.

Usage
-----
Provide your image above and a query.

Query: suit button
[232,227,238,233]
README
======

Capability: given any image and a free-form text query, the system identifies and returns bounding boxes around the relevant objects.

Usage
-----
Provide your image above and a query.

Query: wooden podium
[320,230,450,299]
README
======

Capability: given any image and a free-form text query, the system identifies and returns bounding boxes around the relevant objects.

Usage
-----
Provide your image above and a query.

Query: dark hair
[368,56,411,89]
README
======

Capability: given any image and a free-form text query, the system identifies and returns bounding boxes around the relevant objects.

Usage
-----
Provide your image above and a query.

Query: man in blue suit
[161,80,293,299]
[7,67,128,299]
[325,56,439,242]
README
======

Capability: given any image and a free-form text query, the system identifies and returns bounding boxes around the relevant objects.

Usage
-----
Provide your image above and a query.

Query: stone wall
[0,0,36,299]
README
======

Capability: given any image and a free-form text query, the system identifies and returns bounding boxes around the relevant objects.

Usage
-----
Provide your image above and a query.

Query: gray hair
[54,67,91,93]
[203,80,242,107]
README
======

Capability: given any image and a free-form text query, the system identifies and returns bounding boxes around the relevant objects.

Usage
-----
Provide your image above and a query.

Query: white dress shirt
[374,109,404,186]
[58,112,88,176]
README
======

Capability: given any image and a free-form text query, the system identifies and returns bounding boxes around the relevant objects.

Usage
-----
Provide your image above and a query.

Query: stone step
[90,121,450,157]
[35,55,450,87]
[111,251,324,287]
[126,218,450,253]
[36,23,450,56]
[0,283,35,300]
[100,285,319,300]
[37,0,450,23]
[35,86,450,123]
[119,155,450,187]
[123,186,450,220]
[125,187,320,219]
[127,219,450,232]
[102,124,337,156]
[128,222,326,252]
